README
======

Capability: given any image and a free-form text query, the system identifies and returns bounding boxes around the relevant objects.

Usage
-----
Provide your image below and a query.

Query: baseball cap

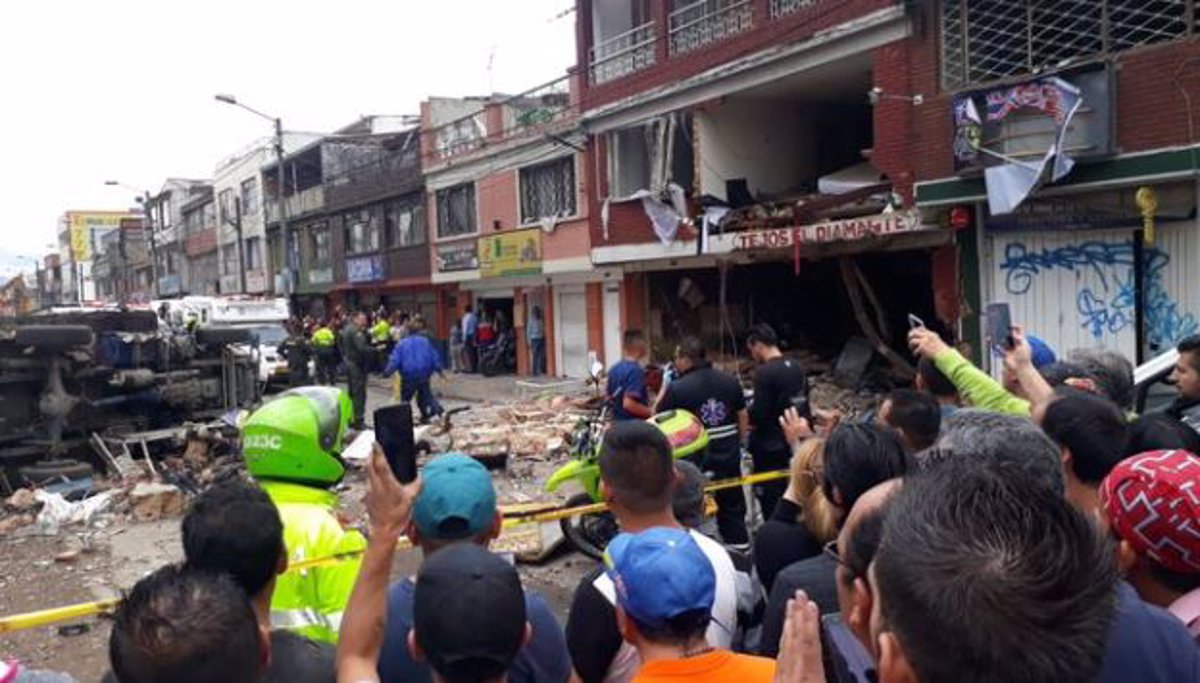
[413,453,497,540]
[604,527,715,628]
[414,543,527,681]
[1027,336,1057,369]
[1100,450,1200,574]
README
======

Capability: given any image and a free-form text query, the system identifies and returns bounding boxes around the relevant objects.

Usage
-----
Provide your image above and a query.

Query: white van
[156,297,292,390]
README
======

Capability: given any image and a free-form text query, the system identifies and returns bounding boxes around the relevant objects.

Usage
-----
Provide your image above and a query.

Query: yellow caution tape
[0,468,789,633]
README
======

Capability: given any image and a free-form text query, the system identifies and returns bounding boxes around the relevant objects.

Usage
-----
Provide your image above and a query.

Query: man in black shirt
[745,324,808,518]
[1166,334,1200,436]
[657,336,749,546]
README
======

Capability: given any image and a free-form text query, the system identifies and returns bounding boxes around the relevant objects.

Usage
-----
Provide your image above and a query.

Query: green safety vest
[312,327,336,348]
[261,480,366,644]
[370,321,391,343]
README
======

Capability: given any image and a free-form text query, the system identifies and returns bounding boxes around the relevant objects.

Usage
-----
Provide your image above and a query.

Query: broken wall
[696,99,817,202]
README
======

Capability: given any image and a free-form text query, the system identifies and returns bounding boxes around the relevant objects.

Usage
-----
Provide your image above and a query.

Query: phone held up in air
[373,404,417,483]
[907,313,926,330]
[985,302,1015,352]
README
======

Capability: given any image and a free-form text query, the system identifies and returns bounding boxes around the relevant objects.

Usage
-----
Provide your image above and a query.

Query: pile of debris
[416,394,597,462]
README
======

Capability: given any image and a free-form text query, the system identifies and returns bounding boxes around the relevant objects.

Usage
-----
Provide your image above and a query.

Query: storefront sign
[984,183,1196,233]
[726,211,923,252]
[67,212,128,262]
[478,229,542,278]
[308,267,333,285]
[436,242,478,273]
[346,255,386,283]
[158,274,182,296]
[245,269,267,292]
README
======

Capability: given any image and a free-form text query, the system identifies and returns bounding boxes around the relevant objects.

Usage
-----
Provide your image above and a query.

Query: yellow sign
[479,228,542,278]
[67,213,126,262]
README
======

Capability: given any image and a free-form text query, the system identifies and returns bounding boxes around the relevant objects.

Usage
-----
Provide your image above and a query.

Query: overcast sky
[0,0,576,264]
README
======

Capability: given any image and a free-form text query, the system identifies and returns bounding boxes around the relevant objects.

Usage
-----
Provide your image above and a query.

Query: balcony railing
[590,21,657,85]
[771,0,818,18]
[670,0,753,55]
[265,186,325,223]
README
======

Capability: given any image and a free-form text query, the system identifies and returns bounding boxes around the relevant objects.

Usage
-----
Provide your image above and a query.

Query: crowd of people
[15,317,1200,683]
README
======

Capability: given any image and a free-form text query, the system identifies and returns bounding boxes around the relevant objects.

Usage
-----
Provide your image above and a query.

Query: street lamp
[104,180,157,300]
[214,94,288,296]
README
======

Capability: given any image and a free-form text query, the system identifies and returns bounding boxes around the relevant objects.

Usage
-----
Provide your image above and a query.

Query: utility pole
[145,191,158,299]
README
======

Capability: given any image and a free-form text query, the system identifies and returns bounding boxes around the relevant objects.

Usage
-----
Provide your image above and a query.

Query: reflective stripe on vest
[271,607,330,631]
[707,424,739,439]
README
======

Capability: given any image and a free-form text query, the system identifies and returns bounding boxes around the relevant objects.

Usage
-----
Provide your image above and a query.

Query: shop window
[308,223,331,267]
[385,197,425,248]
[344,209,381,254]
[436,183,477,238]
[520,156,577,224]
[941,0,1192,91]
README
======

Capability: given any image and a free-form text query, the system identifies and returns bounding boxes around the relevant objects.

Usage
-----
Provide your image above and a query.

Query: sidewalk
[368,372,587,404]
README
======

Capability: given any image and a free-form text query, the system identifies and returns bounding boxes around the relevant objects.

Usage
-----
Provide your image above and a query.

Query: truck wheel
[195,327,254,345]
[14,325,94,351]
[18,459,94,486]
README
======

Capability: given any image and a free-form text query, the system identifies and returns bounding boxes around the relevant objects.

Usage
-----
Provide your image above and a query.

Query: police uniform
[338,321,372,429]
[311,326,339,385]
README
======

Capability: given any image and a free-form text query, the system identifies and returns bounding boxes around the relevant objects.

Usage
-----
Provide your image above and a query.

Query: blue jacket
[383,335,443,380]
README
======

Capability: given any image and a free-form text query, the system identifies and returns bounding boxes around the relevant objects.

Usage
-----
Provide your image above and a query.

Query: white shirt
[593,529,739,683]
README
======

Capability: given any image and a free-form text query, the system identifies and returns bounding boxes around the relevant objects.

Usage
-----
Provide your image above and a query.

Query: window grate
[942,0,1194,91]
[771,0,817,19]
[669,0,753,56]
[436,184,477,238]
[520,157,577,224]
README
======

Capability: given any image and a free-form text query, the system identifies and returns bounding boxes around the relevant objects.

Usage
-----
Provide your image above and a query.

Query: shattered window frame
[940,0,1195,91]
[519,156,577,225]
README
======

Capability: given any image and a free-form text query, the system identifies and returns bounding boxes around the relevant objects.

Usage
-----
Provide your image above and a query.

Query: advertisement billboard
[67,212,129,262]
[478,228,542,278]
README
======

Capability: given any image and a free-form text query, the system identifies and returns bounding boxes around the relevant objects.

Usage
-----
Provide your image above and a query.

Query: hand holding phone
[985,302,1014,352]
[907,313,926,330]
[374,405,417,483]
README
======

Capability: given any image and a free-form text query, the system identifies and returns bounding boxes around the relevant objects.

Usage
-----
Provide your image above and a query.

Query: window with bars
[941,0,1194,91]
[343,209,381,254]
[520,157,577,224]
[436,183,477,238]
[384,197,426,248]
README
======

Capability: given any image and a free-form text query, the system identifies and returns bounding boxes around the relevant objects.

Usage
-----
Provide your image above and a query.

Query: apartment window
[222,245,240,276]
[436,183,477,238]
[241,178,259,217]
[218,188,236,224]
[520,157,577,224]
[384,198,425,248]
[343,209,381,254]
[244,237,262,270]
[309,223,331,267]
[941,0,1193,91]
[608,116,694,197]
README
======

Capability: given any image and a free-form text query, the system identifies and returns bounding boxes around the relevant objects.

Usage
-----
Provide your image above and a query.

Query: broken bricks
[129,482,186,522]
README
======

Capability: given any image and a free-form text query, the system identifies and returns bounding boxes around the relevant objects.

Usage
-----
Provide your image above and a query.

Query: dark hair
[629,608,712,647]
[675,336,707,364]
[1037,361,1090,388]
[745,323,779,349]
[110,566,263,683]
[932,409,1064,495]
[1125,412,1200,456]
[1066,349,1135,410]
[842,495,894,582]
[883,389,941,452]
[623,329,646,349]
[874,458,1118,683]
[671,460,707,529]
[182,480,283,598]
[1177,335,1200,373]
[916,356,956,398]
[1040,388,1128,484]
[599,421,675,515]
[822,424,909,515]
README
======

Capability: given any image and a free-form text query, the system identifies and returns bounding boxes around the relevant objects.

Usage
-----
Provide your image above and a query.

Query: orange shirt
[633,649,776,683]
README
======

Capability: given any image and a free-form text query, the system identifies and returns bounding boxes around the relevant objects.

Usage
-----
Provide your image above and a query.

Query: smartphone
[374,404,417,483]
[985,302,1014,352]
[821,614,876,683]
[907,313,926,330]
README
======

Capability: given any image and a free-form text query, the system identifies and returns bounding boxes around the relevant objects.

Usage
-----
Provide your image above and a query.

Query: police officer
[339,310,372,429]
[311,321,339,385]
[656,336,750,547]
[278,323,313,386]
[241,386,366,644]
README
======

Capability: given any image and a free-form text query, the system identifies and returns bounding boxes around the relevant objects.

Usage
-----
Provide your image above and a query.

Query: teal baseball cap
[413,454,497,540]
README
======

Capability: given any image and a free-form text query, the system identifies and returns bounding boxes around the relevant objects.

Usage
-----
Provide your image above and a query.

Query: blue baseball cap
[604,527,714,628]
[1027,336,1057,369]
[413,453,497,540]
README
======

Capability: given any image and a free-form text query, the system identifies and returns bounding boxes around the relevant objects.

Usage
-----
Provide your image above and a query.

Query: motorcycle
[544,370,709,559]
[479,329,517,377]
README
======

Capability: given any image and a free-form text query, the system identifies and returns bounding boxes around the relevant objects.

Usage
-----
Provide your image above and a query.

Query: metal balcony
[670,0,753,55]
[771,0,818,18]
[265,186,325,223]
[589,21,657,85]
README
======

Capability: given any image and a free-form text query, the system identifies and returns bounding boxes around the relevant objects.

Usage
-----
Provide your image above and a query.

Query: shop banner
[308,267,334,285]
[68,213,126,262]
[478,229,542,278]
[717,211,923,253]
[436,242,479,273]
[347,255,386,283]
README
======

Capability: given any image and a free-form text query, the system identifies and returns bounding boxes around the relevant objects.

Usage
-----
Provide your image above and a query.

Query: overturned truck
[0,307,259,491]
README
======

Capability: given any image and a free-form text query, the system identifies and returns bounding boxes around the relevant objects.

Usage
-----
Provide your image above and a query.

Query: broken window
[608,115,695,197]
[384,196,425,248]
[436,183,478,238]
[520,156,577,223]
[436,116,485,157]
[309,223,331,267]
[343,209,381,254]
[941,0,1193,90]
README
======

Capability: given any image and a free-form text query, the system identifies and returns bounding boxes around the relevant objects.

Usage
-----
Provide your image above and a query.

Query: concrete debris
[0,513,35,535]
[129,483,185,522]
[54,549,81,563]
[182,439,211,472]
[5,488,39,512]
[34,491,115,535]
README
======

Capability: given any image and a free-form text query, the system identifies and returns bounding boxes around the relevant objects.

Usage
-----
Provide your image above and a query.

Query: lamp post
[104,180,156,300]
[214,94,287,296]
